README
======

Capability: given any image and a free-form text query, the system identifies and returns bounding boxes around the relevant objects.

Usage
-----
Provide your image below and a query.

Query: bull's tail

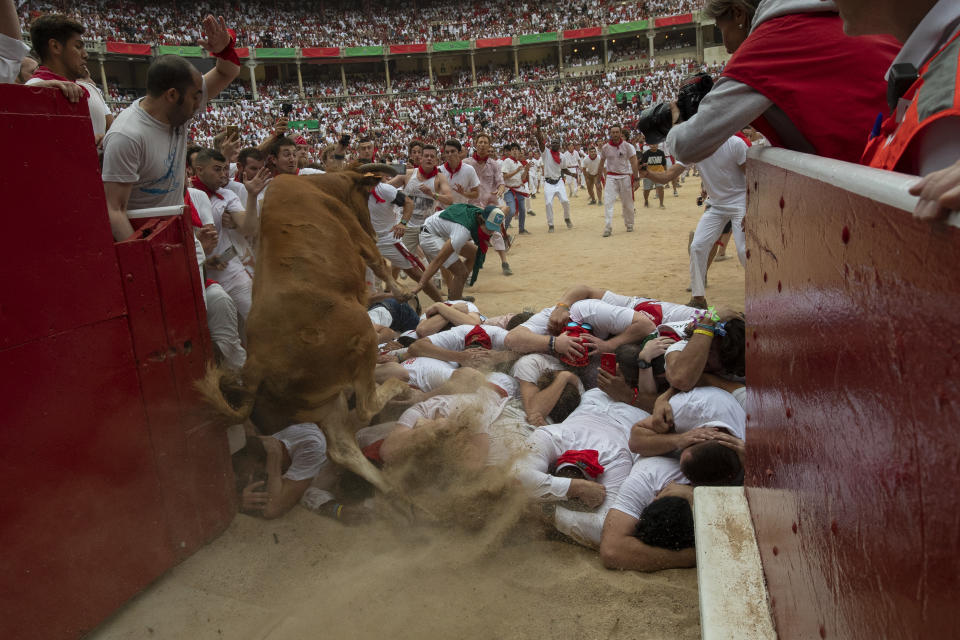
[195,363,256,424]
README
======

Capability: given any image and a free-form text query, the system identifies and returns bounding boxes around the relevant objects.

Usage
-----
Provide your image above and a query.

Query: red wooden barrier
[745,148,960,639]
[0,85,235,639]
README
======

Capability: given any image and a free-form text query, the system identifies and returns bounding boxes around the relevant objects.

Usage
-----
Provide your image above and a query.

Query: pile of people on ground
[18,0,700,48]
[7,0,959,578]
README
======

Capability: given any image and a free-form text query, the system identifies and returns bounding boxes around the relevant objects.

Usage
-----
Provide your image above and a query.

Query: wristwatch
[637,358,652,370]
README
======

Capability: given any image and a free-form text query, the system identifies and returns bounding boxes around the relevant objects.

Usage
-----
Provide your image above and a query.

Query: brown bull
[199,168,410,494]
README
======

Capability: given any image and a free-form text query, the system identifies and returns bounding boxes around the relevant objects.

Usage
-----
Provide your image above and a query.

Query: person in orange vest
[836,0,960,220]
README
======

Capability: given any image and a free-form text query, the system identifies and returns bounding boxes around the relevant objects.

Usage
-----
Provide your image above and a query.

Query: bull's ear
[358,173,382,189]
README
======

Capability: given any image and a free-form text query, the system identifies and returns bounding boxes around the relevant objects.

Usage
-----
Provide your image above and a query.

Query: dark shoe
[502,262,513,276]
[588,199,597,205]
[565,218,573,229]
[519,229,531,235]
[602,228,612,237]
[548,225,555,233]
[527,211,536,216]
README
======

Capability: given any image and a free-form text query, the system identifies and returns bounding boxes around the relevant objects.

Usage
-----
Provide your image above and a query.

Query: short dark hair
[681,441,743,486]
[30,15,84,62]
[717,318,745,378]
[408,139,424,152]
[634,496,695,551]
[146,54,199,98]
[238,147,264,167]
[422,144,438,155]
[615,343,644,389]
[536,370,582,423]
[443,139,462,153]
[186,144,205,168]
[194,148,226,167]
[505,311,534,331]
[358,137,374,145]
[474,133,491,144]
[268,135,297,158]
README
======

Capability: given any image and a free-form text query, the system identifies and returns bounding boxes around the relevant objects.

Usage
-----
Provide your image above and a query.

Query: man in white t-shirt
[599,456,696,572]
[580,146,602,205]
[26,16,103,138]
[501,143,530,234]
[102,17,241,241]
[190,149,256,321]
[368,176,444,302]
[0,0,30,85]
[532,124,574,232]
[641,135,748,308]
[416,204,504,300]
[234,423,334,520]
[392,144,454,254]
[514,387,650,548]
[598,125,639,237]
[511,353,584,426]
[439,139,481,204]
[663,311,746,402]
[561,143,581,198]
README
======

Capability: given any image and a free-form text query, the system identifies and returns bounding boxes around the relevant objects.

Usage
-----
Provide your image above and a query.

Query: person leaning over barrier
[645,0,900,165]
[833,0,960,219]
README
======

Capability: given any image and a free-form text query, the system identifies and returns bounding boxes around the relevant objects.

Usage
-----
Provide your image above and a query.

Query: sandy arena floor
[88,177,744,640]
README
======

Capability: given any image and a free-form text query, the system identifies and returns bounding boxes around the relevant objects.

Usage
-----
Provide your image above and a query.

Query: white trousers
[565,174,579,196]
[205,283,246,370]
[603,176,635,230]
[219,269,253,322]
[543,179,570,226]
[689,203,746,297]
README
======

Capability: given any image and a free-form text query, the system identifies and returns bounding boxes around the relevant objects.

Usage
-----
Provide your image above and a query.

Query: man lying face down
[600,386,746,572]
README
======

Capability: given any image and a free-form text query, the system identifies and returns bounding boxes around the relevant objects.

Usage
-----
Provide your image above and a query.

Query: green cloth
[438,204,487,285]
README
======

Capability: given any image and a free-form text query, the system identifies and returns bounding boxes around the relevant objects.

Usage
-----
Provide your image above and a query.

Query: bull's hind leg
[305,392,394,495]
[354,375,409,425]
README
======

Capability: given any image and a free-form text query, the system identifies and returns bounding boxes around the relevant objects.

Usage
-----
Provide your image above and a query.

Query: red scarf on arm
[31,66,89,97]
[418,165,439,179]
[190,175,224,200]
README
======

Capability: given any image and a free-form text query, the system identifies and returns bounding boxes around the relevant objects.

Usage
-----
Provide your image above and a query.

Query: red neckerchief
[370,185,386,203]
[444,161,462,177]
[609,139,623,148]
[190,175,224,200]
[418,165,439,179]
[476,225,491,255]
[549,150,562,165]
[734,132,753,147]
[32,66,89,97]
[183,190,202,227]
[474,153,489,164]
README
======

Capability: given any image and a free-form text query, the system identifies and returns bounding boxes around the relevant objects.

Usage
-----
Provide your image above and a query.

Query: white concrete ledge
[694,486,777,640]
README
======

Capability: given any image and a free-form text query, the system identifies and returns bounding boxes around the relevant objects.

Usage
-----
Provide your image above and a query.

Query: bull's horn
[357,163,399,176]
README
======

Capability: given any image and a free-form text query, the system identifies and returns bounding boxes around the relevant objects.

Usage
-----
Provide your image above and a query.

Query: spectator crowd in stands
[19,0,700,48]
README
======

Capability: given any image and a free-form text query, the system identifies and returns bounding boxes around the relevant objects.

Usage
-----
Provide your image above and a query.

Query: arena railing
[706,145,960,639]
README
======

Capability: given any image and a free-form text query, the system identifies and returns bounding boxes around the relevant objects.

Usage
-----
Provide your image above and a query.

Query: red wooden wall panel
[745,155,960,639]
[0,85,236,639]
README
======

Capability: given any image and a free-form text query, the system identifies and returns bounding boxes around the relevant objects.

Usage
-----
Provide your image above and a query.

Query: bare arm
[0,0,21,39]
[598,155,606,181]
[199,16,242,100]
[547,284,608,334]
[664,335,714,392]
[518,371,579,425]
[103,181,135,241]
[629,154,639,180]
[260,438,313,519]
[417,240,456,288]
[432,173,455,206]
[407,337,471,364]
[640,163,685,185]
[600,509,696,572]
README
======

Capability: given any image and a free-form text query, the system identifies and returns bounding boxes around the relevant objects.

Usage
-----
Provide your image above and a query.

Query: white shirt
[78,79,110,139]
[561,151,581,173]
[696,136,748,208]
[581,155,602,175]
[422,213,473,252]
[669,387,746,440]
[569,299,636,340]
[542,150,563,180]
[440,161,481,204]
[368,306,392,327]
[601,291,698,325]
[368,182,402,238]
[600,141,636,175]
[611,456,689,519]
[273,423,328,481]
[518,305,556,335]
[203,187,253,285]
[427,324,509,354]
[501,158,525,188]
[400,356,457,391]
[403,168,439,226]
[0,34,28,85]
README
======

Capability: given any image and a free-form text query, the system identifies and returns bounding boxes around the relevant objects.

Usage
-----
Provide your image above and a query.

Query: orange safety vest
[862,30,960,173]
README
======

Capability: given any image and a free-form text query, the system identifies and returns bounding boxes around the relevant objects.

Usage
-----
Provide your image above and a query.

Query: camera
[635,72,714,144]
